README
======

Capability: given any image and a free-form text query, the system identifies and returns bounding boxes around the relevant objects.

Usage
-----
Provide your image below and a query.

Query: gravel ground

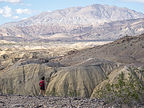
[0,95,143,108]
[0,95,105,108]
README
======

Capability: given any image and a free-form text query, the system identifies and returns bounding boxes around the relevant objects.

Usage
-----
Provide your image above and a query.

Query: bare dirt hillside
[0,34,144,98]
[57,33,144,66]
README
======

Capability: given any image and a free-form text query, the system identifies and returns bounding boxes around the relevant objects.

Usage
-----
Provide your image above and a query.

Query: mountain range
[0,4,144,41]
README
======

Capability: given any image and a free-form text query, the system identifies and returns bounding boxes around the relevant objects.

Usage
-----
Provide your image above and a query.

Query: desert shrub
[95,67,144,106]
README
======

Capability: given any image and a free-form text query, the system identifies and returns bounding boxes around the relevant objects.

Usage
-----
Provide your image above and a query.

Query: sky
[0,0,144,25]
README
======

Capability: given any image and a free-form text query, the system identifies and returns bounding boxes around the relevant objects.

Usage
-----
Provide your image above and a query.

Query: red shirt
[39,80,45,87]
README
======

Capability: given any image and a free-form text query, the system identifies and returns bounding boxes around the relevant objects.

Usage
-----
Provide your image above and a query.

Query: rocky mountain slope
[0,4,144,41]
[83,18,144,40]
[0,34,144,98]
[3,4,144,26]
[57,33,144,66]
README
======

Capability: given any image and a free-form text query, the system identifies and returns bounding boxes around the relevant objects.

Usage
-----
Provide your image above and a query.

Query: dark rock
[73,97,81,100]
[12,104,25,107]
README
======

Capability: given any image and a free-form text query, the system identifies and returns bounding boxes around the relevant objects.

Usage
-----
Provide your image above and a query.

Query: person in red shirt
[39,76,45,96]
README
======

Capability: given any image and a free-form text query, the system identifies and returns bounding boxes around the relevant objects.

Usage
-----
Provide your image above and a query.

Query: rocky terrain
[0,95,144,108]
[0,3,144,107]
[0,34,143,97]
[57,33,144,66]
[0,4,144,42]
[0,34,144,107]
[0,95,104,108]
[0,48,118,97]
[86,18,144,40]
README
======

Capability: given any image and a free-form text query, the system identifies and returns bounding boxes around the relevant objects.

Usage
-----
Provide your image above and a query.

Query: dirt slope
[0,34,144,97]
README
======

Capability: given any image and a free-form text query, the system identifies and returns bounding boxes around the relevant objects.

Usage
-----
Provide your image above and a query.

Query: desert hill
[57,33,144,66]
[0,34,144,98]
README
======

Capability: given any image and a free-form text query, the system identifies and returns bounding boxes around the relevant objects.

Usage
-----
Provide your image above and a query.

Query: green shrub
[95,67,144,106]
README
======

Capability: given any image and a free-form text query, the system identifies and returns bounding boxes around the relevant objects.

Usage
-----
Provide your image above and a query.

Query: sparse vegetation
[95,67,144,106]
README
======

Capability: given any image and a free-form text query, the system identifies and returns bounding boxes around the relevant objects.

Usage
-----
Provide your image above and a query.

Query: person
[39,76,45,96]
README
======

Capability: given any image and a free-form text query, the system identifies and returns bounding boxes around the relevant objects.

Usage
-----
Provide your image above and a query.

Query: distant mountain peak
[0,4,144,41]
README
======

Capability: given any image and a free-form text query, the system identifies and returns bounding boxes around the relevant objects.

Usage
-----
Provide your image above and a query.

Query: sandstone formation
[0,34,144,98]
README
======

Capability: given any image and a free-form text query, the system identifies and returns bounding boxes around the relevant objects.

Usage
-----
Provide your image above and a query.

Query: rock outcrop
[0,57,119,97]
[0,34,144,98]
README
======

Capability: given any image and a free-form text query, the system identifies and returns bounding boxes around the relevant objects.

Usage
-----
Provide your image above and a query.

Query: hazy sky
[0,0,144,25]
